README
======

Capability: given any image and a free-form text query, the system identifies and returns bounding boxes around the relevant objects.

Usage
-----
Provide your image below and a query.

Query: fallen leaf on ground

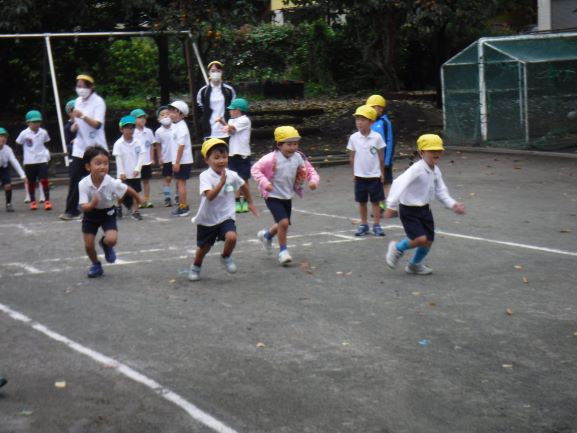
[428,302,437,307]
[256,342,266,348]
[559,229,572,233]
[506,308,513,315]
[169,279,176,283]
[341,341,350,346]
[54,381,67,389]
[514,265,523,270]
[350,218,361,225]
[502,364,513,368]
[19,410,33,416]
[522,277,529,284]
[411,291,421,296]
[469,192,476,197]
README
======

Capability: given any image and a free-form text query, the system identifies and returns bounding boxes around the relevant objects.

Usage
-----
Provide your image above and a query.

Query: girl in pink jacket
[251,126,320,266]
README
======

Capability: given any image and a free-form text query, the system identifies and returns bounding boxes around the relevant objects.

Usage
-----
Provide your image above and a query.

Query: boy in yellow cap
[366,94,395,201]
[347,105,386,236]
[188,138,257,281]
[384,134,465,275]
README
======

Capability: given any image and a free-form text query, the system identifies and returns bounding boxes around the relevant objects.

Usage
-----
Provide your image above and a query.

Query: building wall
[551,0,577,29]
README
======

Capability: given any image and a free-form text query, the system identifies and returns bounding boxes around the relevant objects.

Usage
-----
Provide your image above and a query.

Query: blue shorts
[141,164,152,180]
[174,163,192,180]
[24,163,49,184]
[162,162,173,177]
[265,197,292,223]
[399,204,435,242]
[228,155,251,181]
[354,177,384,203]
[82,207,118,235]
[0,166,11,186]
[197,219,236,247]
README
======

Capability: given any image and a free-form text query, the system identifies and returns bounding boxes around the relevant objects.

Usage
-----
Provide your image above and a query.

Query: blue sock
[410,247,430,265]
[264,231,274,241]
[279,244,287,252]
[163,186,171,198]
[395,238,411,252]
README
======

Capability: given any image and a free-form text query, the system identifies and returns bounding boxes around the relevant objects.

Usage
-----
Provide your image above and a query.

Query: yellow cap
[207,60,224,70]
[353,105,377,121]
[201,138,228,158]
[274,126,301,143]
[76,74,95,85]
[417,134,445,151]
[366,95,386,108]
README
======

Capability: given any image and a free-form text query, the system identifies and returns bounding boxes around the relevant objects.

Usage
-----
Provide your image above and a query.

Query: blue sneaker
[372,224,385,236]
[355,224,369,236]
[171,205,190,217]
[87,262,103,278]
[99,237,116,263]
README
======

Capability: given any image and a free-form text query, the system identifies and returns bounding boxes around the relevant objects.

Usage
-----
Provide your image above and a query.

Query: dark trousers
[122,178,141,209]
[65,157,89,215]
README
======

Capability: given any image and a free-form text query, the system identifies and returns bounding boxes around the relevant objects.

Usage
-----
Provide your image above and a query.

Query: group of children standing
[2,85,465,280]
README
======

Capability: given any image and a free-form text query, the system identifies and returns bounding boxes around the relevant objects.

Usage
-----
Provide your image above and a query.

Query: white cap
[169,100,189,116]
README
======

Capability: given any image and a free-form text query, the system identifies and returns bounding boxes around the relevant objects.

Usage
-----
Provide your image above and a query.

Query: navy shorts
[174,163,192,180]
[82,207,118,235]
[354,177,384,203]
[124,178,142,193]
[196,219,236,247]
[384,165,393,185]
[24,163,49,184]
[228,155,251,181]
[399,204,435,242]
[162,162,173,177]
[265,197,292,223]
[0,166,11,186]
[141,164,152,180]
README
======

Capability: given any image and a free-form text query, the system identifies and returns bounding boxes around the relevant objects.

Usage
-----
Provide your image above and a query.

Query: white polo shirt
[386,159,456,210]
[112,136,144,179]
[79,173,128,209]
[228,115,251,157]
[154,125,175,164]
[15,127,51,165]
[191,168,244,226]
[172,120,193,165]
[269,151,305,200]
[73,92,107,158]
[346,130,385,178]
[134,126,155,165]
[0,144,26,178]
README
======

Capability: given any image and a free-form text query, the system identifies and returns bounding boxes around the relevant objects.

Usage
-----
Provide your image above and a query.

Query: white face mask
[160,117,172,126]
[76,87,91,98]
[209,71,222,82]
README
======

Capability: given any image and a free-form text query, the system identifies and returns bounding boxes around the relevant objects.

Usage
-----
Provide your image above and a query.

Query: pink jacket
[251,150,320,199]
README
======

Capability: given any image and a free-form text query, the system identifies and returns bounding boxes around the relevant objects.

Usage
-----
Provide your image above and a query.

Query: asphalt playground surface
[1,150,576,433]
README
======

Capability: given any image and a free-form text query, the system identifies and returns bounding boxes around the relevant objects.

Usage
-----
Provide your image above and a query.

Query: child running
[15,110,52,210]
[384,134,465,275]
[79,146,142,278]
[0,127,26,212]
[252,126,319,266]
[188,138,257,281]
[112,115,144,220]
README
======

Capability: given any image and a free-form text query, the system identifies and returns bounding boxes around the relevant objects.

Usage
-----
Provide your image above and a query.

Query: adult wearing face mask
[196,61,236,139]
[59,74,107,220]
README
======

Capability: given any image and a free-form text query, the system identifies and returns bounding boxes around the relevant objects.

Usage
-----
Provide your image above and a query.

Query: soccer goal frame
[0,30,208,166]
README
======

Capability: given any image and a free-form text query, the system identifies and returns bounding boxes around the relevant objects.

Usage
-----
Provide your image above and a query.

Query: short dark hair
[83,146,110,165]
[206,143,228,159]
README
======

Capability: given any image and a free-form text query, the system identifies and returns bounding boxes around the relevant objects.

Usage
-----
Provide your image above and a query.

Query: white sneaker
[278,250,292,266]
[405,263,433,275]
[221,256,237,274]
[188,265,201,281]
[386,241,404,269]
[257,229,273,254]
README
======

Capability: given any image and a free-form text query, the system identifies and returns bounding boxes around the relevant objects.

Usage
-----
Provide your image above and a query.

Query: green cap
[65,99,76,112]
[227,98,249,113]
[119,115,137,127]
[25,110,42,122]
[0,127,8,135]
[130,108,147,118]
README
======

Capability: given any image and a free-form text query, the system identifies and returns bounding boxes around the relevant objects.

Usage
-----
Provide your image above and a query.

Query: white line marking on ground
[8,263,43,274]
[294,208,577,257]
[0,302,241,433]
